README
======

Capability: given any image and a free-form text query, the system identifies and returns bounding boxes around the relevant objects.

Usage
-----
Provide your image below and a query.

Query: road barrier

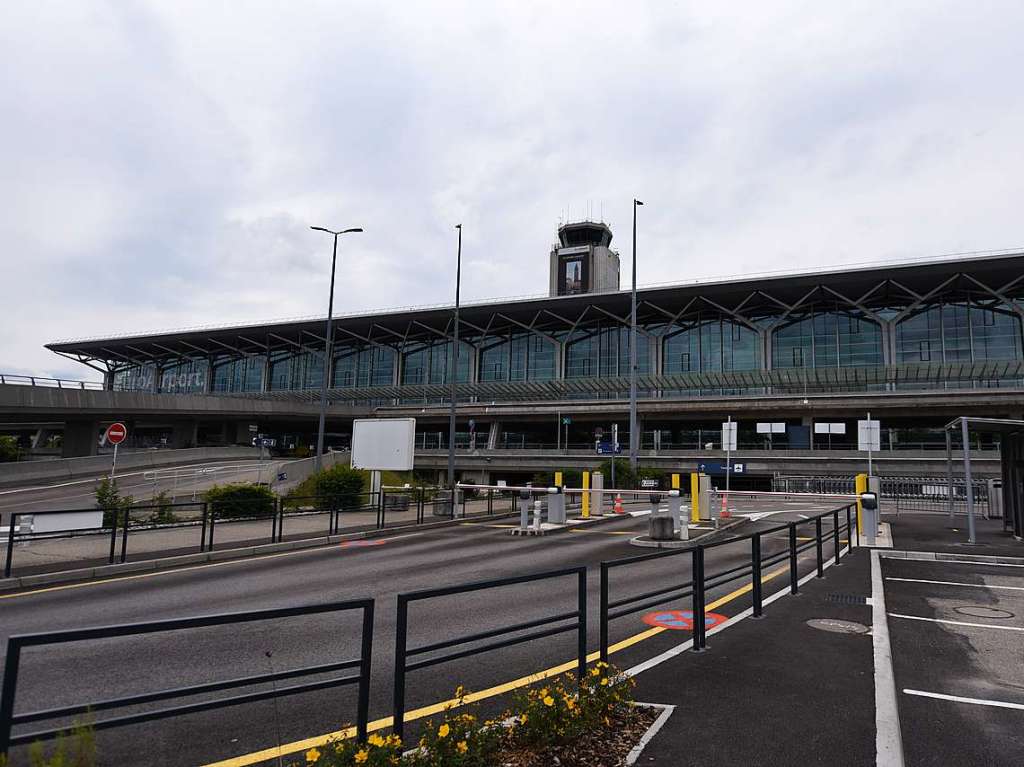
[392,566,587,740]
[599,503,856,659]
[0,599,375,758]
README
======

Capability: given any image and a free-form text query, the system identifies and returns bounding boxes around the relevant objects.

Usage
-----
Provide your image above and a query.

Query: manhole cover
[953,606,1015,620]
[806,618,870,635]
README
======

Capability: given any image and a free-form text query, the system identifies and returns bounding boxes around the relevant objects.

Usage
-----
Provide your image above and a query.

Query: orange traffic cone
[614,494,625,514]
[721,493,731,518]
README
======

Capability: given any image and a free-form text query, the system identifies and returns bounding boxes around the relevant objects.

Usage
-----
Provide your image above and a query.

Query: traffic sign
[857,419,881,451]
[562,416,572,425]
[105,423,128,445]
[721,421,737,451]
[696,461,745,476]
[642,610,728,631]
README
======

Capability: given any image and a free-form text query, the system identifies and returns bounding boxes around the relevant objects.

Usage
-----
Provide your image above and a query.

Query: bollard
[518,490,531,530]
[547,486,566,524]
[591,471,604,515]
[666,490,686,539]
[533,499,543,530]
[860,492,879,546]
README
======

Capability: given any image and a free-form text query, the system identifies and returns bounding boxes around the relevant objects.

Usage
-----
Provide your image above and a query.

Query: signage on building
[696,461,745,476]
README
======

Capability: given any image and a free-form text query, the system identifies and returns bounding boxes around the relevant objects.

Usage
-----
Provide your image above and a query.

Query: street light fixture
[310,225,363,473]
[447,224,462,510]
[629,199,643,470]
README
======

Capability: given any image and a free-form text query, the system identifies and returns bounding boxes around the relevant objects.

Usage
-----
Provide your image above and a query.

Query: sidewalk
[632,547,876,766]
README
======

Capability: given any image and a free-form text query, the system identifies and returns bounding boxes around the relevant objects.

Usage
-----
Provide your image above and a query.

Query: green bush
[204,483,275,519]
[95,478,133,527]
[0,719,96,767]
[146,491,176,525]
[314,464,367,510]
[0,435,19,463]
[597,458,635,489]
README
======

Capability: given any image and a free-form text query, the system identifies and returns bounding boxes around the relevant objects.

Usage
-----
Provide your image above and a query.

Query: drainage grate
[826,593,868,605]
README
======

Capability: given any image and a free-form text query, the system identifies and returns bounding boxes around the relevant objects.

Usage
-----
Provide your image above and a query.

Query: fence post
[577,568,587,683]
[692,547,706,651]
[751,533,763,618]
[833,508,841,565]
[120,507,130,563]
[356,601,375,742]
[377,491,385,530]
[208,509,216,551]
[0,638,23,757]
[788,523,799,594]
[393,594,409,740]
[815,517,824,577]
[200,502,209,552]
[3,515,17,579]
[599,562,609,664]
[487,488,493,516]
[108,508,119,565]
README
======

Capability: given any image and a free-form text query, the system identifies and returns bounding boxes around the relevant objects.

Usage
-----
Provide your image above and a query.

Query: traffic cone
[614,494,625,514]
[721,493,731,518]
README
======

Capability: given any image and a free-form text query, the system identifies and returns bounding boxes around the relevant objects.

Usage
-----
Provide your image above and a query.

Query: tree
[95,478,133,527]
[0,436,20,463]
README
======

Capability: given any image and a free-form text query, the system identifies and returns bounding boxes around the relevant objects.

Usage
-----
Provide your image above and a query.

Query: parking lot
[879,552,1024,766]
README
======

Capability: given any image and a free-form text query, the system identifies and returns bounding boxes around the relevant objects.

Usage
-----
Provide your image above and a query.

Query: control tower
[549,221,620,297]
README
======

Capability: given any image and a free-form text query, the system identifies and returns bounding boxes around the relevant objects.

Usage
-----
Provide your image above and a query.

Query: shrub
[204,483,275,519]
[300,732,402,766]
[0,435,20,463]
[0,720,97,767]
[313,464,366,511]
[407,687,502,767]
[95,477,133,527]
[146,491,176,525]
[597,458,635,489]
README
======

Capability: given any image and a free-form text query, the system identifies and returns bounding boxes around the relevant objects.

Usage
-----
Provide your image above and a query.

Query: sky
[2,0,1023,380]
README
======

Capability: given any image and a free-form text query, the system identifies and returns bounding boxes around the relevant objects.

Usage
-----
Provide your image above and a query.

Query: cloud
[2,0,1023,378]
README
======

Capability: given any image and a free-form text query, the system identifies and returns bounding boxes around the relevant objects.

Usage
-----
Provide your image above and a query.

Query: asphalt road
[0,500,844,767]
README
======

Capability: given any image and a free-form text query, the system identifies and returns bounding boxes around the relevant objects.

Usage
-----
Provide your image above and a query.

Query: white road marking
[872,549,906,767]
[886,577,1024,592]
[903,689,1024,711]
[888,613,1024,632]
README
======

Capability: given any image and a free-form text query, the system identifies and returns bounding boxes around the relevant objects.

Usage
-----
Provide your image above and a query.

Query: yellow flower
[438,723,450,738]
[456,741,468,754]
[305,748,321,764]
[519,713,528,724]
[543,695,555,707]
[590,667,601,677]
[604,716,612,727]
[386,734,401,746]
[564,696,575,710]
[600,677,609,686]
[454,685,465,698]
[368,734,385,747]
[355,750,369,764]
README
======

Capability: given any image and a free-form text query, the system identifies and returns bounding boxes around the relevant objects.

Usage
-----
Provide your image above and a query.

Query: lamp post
[310,225,363,473]
[447,224,463,510]
[629,199,643,470]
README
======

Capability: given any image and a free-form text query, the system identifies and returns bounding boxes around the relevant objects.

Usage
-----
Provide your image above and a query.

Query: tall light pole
[310,225,363,473]
[447,224,463,504]
[629,199,643,470]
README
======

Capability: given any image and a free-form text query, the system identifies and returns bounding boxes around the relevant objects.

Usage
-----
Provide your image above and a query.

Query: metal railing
[599,503,856,659]
[392,566,587,740]
[0,599,375,758]
[773,474,991,516]
[0,374,104,390]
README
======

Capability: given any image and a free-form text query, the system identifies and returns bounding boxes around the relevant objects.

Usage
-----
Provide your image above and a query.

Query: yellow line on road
[202,563,791,767]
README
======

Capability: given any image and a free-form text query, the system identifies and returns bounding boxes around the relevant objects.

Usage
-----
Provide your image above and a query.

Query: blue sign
[596,441,622,455]
[276,472,287,482]
[696,461,745,476]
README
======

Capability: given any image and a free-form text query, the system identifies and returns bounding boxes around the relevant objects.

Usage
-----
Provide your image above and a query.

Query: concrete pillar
[171,421,199,449]
[62,419,99,458]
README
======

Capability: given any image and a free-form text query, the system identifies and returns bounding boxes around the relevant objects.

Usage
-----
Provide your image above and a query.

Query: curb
[625,702,676,766]
[628,516,751,549]
[0,510,520,593]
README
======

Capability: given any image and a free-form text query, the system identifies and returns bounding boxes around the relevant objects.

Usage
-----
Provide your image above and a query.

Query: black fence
[392,566,587,740]
[0,599,375,759]
[600,503,856,658]
[3,488,519,579]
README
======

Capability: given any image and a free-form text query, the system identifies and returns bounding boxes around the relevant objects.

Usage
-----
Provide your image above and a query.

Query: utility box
[987,479,1004,519]
[860,492,879,546]
[547,487,566,525]
[591,471,604,515]
[697,474,712,520]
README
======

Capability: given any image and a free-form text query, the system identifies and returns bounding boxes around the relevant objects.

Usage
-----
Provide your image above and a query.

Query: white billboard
[351,418,416,471]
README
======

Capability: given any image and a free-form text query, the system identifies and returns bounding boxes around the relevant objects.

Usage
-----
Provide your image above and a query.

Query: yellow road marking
[202,563,791,767]
[0,533,424,602]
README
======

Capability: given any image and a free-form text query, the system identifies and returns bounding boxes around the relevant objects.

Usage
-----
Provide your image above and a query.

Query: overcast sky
[3,1,1023,380]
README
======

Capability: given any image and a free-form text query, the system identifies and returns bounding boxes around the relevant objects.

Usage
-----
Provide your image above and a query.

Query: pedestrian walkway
[630,512,1023,766]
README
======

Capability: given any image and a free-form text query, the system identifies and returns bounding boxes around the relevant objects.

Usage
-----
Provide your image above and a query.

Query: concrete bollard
[591,471,604,515]
[533,499,543,530]
[666,490,685,538]
[547,486,566,524]
[518,490,531,530]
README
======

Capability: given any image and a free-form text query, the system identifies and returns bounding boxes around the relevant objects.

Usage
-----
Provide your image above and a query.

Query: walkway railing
[0,599,375,757]
[0,374,103,390]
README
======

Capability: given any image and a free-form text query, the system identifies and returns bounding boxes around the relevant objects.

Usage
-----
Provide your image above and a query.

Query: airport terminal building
[42,223,1024,454]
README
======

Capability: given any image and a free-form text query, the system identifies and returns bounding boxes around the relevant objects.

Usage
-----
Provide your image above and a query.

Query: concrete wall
[0,446,263,489]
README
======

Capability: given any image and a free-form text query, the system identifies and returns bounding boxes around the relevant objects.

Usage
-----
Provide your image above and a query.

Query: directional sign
[105,422,128,445]
[596,441,622,455]
[642,610,728,631]
[721,421,737,451]
[562,416,572,425]
[696,461,745,476]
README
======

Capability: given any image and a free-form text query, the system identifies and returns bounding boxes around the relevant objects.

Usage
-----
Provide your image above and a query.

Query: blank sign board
[351,418,416,471]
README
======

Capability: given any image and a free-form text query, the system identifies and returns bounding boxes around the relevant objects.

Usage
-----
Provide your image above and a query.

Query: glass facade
[565,324,651,378]
[211,355,264,393]
[333,346,396,388]
[400,341,472,385]
[772,310,882,369]
[895,304,1022,363]
[479,333,556,382]
[663,318,760,373]
[269,349,324,391]
[112,364,157,392]
[159,359,208,394]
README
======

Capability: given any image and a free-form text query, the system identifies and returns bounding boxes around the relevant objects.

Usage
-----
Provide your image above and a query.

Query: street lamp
[310,225,363,473]
[447,224,462,508]
[629,199,643,470]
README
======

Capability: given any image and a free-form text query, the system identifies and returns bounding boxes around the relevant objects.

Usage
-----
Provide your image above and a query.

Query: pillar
[62,419,100,458]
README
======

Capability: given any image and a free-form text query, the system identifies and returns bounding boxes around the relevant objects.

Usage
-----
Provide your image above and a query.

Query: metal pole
[751,533,763,618]
[945,428,954,522]
[356,601,374,742]
[961,417,977,544]
[867,410,873,477]
[629,199,642,470]
[393,595,409,740]
[315,233,338,474]
[788,523,799,594]
[725,415,732,504]
[447,224,462,506]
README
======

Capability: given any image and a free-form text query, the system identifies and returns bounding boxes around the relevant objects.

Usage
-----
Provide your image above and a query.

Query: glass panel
[159,359,209,393]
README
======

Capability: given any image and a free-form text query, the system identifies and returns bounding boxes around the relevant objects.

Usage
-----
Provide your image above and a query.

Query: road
[0,499,848,767]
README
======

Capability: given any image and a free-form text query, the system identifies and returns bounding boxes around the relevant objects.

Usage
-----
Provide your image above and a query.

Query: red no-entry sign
[105,422,128,445]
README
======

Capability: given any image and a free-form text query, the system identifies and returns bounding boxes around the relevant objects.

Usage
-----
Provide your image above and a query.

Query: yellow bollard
[690,472,700,522]
[554,471,563,487]
[855,473,868,538]
[582,471,590,518]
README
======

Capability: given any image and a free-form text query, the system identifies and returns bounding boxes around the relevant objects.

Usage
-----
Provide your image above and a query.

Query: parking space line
[886,577,1024,592]
[888,613,1024,632]
[903,689,1024,711]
